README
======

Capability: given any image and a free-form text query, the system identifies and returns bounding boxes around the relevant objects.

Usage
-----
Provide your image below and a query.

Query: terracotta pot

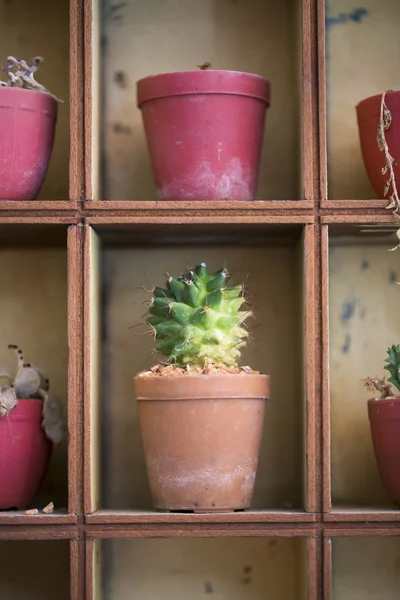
[134,373,269,512]
[137,70,270,201]
[356,90,400,198]
[368,397,400,505]
[0,399,52,509]
[0,87,58,200]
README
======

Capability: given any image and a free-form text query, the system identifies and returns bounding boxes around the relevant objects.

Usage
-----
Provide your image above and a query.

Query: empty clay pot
[0,399,52,509]
[0,87,58,200]
[368,397,400,505]
[356,90,400,198]
[137,70,270,201]
[134,373,269,512]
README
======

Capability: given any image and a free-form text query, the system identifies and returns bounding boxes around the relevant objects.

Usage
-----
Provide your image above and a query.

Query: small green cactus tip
[384,344,400,393]
[146,263,252,368]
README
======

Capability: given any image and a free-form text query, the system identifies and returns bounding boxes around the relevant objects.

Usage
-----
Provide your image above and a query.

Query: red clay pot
[0,399,52,510]
[0,87,58,201]
[368,397,400,506]
[137,70,270,201]
[356,91,400,198]
[134,373,269,512]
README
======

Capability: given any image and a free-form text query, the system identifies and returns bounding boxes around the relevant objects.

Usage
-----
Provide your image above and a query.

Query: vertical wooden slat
[307,536,320,600]
[304,224,317,512]
[317,0,328,200]
[323,538,332,600]
[83,226,101,513]
[321,225,331,513]
[70,539,85,600]
[85,539,95,600]
[84,0,100,200]
[70,0,84,201]
[302,0,319,201]
[68,225,84,515]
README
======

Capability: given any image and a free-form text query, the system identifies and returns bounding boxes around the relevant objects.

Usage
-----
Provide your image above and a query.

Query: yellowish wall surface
[332,537,400,599]
[101,0,300,200]
[100,538,307,600]
[0,0,70,200]
[329,241,400,507]
[98,243,304,509]
[0,248,68,508]
[326,0,400,199]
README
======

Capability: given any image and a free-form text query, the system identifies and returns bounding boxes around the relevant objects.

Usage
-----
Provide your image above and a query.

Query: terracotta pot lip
[134,372,269,381]
[0,86,55,100]
[356,89,400,111]
[137,70,270,107]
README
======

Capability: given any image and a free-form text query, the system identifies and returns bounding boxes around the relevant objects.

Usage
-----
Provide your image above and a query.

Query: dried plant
[0,344,64,444]
[363,344,400,399]
[0,56,62,102]
[377,91,400,250]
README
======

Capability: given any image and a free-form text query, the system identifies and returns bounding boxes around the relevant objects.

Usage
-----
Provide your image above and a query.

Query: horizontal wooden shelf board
[323,525,400,537]
[0,216,80,226]
[85,522,317,539]
[0,201,79,211]
[86,215,315,226]
[0,512,78,526]
[320,200,389,210]
[83,200,313,213]
[324,509,400,522]
[321,214,398,225]
[85,510,316,525]
[0,525,78,540]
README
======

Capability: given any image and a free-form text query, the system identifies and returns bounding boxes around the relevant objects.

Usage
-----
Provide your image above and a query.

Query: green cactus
[146,263,252,368]
[384,344,400,393]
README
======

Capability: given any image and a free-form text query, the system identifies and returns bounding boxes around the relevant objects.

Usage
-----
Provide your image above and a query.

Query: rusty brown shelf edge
[85,510,317,524]
[0,201,79,211]
[0,512,78,526]
[323,509,400,522]
[83,200,313,210]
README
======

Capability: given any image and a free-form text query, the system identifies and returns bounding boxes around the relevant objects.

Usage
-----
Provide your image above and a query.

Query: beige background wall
[101,0,301,200]
[326,0,400,199]
[0,0,70,200]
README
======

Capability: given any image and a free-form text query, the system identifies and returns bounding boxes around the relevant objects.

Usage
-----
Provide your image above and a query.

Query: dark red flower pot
[137,70,270,201]
[0,399,52,510]
[356,91,400,198]
[0,87,58,201]
[368,397,400,505]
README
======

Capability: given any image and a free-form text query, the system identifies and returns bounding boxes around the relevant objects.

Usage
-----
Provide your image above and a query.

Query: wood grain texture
[68,226,84,514]
[323,538,332,600]
[70,0,84,201]
[85,510,316,525]
[302,0,318,201]
[317,0,327,201]
[321,226,331,513]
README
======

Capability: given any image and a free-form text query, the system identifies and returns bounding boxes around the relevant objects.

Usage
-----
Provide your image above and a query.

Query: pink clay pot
[0,87,58,200]
[137,70,270,201]
[356,91,400,199]
[0,399,52,510]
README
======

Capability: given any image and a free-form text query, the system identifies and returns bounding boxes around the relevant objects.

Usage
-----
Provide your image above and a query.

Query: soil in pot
[0,87,58,201]
[0,399,52,510]
[134,369,270,513]
[356,90,400,199]
[368,397,400,506]
[137,70,270,201]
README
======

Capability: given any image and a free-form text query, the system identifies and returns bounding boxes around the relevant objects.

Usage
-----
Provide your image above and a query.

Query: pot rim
[134,372,270,401]
[137,69,270,107]
[356,89,400,111]
[368,396,400,404]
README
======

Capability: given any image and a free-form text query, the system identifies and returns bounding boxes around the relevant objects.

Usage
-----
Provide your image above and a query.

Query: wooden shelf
[1,0,400,598]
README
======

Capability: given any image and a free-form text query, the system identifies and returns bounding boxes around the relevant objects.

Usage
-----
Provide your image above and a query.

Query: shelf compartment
[325,533,400,600]
[84,222,316,516]
[0,0,75,203]
[320,0,400,201]
[0,223,82,522]
[88,535,311,600]
[86,0,307,201]
[322,223,400,517]
[0,539,71,599]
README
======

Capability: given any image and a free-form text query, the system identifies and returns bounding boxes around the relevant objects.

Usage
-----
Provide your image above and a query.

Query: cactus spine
[146,263,251,368]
